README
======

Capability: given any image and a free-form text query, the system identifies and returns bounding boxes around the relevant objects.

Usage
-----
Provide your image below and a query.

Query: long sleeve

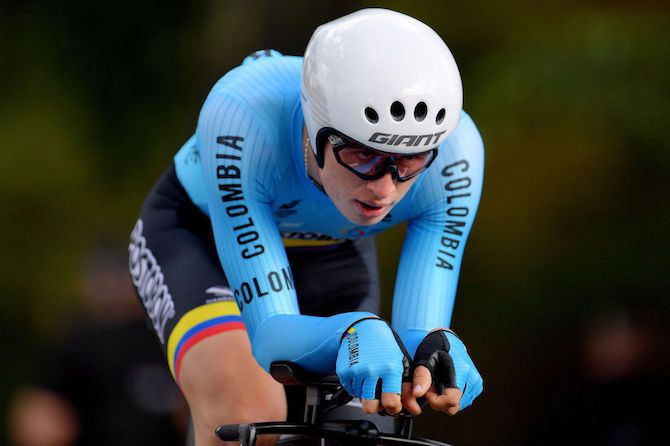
[198,88,373,373]
[391,113,485,357]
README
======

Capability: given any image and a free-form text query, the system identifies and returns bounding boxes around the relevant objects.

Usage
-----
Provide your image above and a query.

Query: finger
[412,365,433,397]
[341,377,355,397]
[401,382,422,416]
[361,398,380,414]
[361,377,380,401]
[429,387,461,407]
[352,375,365,399]
[426,387,462,416]
[381,392,402,415]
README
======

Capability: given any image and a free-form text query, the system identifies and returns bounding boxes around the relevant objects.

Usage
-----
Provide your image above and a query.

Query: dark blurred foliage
[1,1,668,445]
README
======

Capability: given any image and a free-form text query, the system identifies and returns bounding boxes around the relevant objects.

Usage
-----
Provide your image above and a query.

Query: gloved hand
[403,329,483,415]
[336,317,410,414]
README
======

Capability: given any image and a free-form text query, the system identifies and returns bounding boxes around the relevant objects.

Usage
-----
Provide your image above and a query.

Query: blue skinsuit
[174,52,484,374]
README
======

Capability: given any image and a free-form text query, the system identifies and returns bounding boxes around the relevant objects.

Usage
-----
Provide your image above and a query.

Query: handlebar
[215,361,453,446]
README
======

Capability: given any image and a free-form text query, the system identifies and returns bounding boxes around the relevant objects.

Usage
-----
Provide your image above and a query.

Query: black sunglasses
[328,133,438,182]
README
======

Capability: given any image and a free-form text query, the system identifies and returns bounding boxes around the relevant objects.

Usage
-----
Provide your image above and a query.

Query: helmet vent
[436,108,446,125]
[365,107,379,124]
[390,101,405,121]
[414,102,427,122]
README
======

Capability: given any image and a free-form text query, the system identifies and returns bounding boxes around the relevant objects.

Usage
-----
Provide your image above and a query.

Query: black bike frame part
[397,415,414,439]
[242,361,455,446]
[271,361,341,386]
[216,421,454,446]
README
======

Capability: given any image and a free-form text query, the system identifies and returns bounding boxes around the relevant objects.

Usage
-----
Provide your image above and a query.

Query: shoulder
[229,49,303,95]
[438,111,485,163]
[195,50,303,156]
[202,51,303,125]
[213,49,303,89]
[441,112,484,153]
[426,111,485,182]
[193,52,303,203]
[405,111,485,216]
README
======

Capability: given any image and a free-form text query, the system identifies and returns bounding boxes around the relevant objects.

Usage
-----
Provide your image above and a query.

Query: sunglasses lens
[337,147,385,176]
[330,134,436,181]
[394,151,434,177]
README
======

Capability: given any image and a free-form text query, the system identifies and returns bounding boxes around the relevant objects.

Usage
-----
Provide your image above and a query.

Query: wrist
[396,329,428,358]
[429,327,459,338]
[339,315,381,344]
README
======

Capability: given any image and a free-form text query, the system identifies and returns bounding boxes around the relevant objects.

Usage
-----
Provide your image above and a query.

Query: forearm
[251,311,377,374]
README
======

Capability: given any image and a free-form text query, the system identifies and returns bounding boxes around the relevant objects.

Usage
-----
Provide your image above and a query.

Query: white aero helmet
[301,8,463,166]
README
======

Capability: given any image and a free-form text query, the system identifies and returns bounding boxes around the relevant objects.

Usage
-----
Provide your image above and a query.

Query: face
[319,142,420,226]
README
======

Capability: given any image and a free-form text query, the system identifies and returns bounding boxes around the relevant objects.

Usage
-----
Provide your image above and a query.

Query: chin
[344,211,388,227]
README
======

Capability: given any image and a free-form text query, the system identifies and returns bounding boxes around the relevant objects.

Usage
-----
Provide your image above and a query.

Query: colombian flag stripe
[166,301,244,380]
[282,238,345,247]
[173,315,243,372]
[174,321,245,381]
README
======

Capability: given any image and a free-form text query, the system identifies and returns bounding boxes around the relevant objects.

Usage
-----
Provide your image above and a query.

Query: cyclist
[129,8,484,446]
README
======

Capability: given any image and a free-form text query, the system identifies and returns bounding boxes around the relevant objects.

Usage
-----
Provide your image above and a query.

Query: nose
[367,172,396,199]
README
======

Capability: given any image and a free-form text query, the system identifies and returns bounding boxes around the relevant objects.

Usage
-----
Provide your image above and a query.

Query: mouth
[354,200,390,218]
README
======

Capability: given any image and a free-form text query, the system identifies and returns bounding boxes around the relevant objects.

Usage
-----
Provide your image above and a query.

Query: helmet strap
[303,134,328,195]
[314,130,330,169]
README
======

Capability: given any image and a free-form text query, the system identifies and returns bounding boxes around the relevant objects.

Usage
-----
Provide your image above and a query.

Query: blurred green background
[1,0,668,444]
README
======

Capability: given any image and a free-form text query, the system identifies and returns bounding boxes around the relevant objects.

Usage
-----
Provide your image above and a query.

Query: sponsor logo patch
[129,219,176,344]
[368,130,447,147]
[346,328,360,367]
[205,286,235,303]
[274,199,301,218]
